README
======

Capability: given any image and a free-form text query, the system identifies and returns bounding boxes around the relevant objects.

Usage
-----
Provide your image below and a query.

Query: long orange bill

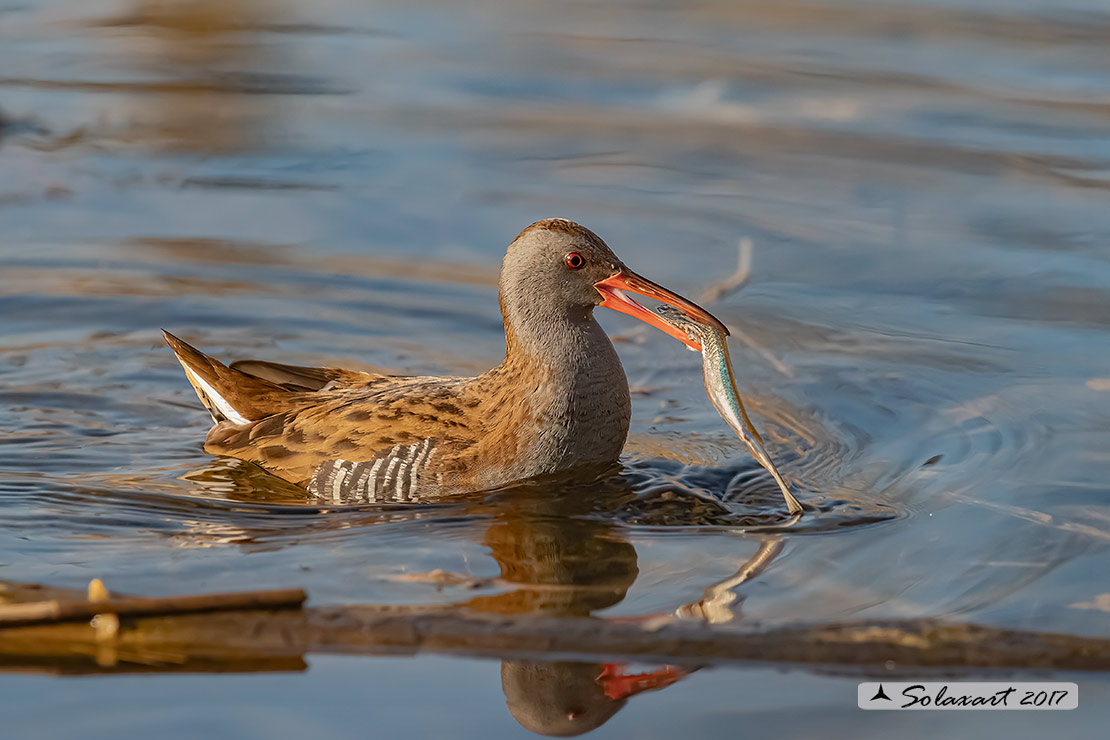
[594,269,728,351]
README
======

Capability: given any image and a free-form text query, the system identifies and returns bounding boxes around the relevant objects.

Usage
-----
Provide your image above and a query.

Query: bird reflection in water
[173,459,787,736]
[459,486,782,737]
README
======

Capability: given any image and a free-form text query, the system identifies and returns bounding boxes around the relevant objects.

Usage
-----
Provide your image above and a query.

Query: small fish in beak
[654,305,804,516]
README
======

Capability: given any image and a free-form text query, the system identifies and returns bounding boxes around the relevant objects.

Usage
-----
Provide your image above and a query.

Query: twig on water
[0,586,306,629]
[4,580,1110,673]
[702,237,793,379]
[700,238,754,304]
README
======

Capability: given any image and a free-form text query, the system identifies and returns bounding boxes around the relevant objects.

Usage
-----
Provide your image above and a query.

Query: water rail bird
[165,218,726,504]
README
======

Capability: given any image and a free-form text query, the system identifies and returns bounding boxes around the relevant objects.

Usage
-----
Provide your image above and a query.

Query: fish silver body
[656,306,803,515]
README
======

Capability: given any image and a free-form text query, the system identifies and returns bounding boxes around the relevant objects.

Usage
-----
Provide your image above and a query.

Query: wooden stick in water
[5,580,1110,672]
[0,587,306,629]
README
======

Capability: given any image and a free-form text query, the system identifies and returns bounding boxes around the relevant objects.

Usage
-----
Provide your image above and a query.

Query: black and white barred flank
[307,438,436,504]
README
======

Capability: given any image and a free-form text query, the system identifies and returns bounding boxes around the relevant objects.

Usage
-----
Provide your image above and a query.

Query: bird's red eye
[565,252,585,270]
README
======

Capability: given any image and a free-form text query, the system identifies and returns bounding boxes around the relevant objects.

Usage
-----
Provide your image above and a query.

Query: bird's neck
[475,299,631,480]
[498,289,622,386]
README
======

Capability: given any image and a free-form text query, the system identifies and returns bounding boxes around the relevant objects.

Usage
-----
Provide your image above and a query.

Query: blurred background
[2,1,1110,738]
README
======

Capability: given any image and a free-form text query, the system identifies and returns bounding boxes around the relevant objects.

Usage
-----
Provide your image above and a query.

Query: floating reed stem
[0,587,306,629]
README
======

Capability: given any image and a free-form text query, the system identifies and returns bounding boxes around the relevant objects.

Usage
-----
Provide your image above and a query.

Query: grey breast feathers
[307,438,437,504]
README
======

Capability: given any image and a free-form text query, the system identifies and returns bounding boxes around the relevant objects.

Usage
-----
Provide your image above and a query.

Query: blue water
[2,0,1110,736]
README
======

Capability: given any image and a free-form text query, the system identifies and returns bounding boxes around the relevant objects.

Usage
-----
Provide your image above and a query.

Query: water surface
[2,0,1110,736]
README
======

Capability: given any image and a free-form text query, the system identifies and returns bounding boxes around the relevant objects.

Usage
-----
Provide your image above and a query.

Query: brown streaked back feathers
[164,331,483,490]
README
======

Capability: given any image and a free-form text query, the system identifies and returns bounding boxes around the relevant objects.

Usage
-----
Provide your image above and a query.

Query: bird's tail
[163,331,293,425]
